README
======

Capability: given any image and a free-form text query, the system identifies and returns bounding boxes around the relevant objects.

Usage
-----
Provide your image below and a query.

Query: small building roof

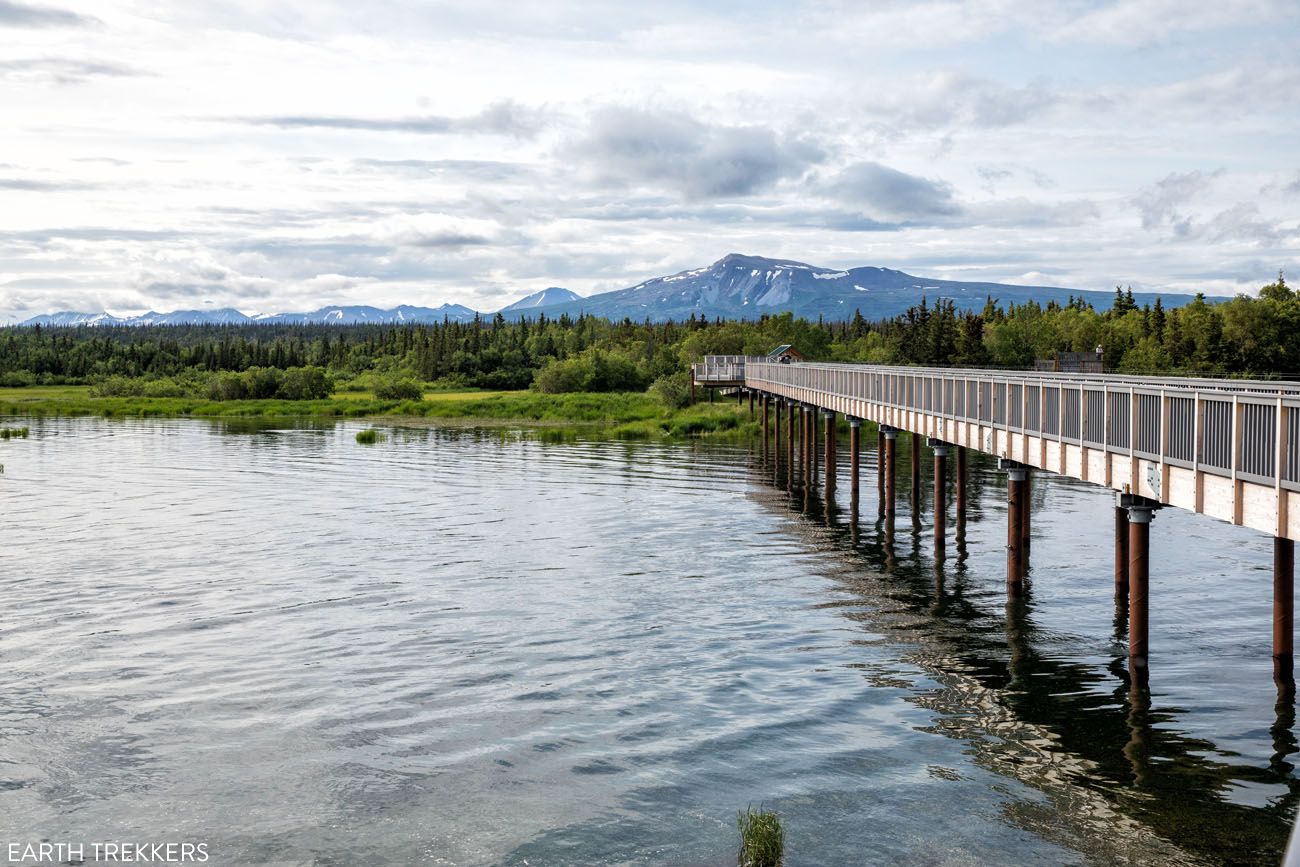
[767,344,804,359]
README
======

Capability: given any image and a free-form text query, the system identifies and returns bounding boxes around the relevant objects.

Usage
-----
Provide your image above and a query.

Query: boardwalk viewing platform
[692,354,1300,686]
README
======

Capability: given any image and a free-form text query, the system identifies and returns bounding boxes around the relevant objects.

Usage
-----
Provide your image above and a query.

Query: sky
[1,0,1297,321]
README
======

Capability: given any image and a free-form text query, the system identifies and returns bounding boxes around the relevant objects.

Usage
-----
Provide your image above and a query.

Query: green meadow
[0,386,760,440]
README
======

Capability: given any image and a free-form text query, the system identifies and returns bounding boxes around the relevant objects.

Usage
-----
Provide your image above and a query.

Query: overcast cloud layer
[1,0,1297,321]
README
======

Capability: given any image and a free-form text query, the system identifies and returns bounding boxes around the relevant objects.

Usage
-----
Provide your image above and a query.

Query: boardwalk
[693,355,1300,685]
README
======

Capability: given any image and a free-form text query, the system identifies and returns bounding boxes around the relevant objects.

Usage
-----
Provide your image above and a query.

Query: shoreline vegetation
[4,275,1292,440]
[0,386,760,439]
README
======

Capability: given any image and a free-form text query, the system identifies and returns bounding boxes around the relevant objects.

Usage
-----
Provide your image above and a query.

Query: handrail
[743,360,1300,493]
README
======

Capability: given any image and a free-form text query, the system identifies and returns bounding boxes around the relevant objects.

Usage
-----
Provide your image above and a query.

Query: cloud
[567,107,824,199]
[236,100,548,138]
[1054,0,1296,47]
[823,161,960,220]
[0,178,99,191]
[853,72,1060,135]
[352,158,535,182]
[0,57,144,84]
[1132,169,1223,232]
[0,0,96,27]
[1202,202,1286,245]
[372,213,504,249]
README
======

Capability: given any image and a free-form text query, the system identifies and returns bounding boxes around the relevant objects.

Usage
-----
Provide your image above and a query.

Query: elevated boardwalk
[692,355,1300,685]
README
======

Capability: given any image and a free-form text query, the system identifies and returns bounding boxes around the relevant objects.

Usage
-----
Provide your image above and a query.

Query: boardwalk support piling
[1115,506,1130,601]
[955,446,967,533]
[877,427,886,509]
[1001,459,1028,594]
[883,427,898,520]
[1277,537,1295,685]
[1120,492,1161,682]
[810,407,819,487]
[786,401,796,474]
[824,411,837,495]
[911,433,922,515]
[930,439,949,558]
[849,418,861,514]
[1021,469,1032,562]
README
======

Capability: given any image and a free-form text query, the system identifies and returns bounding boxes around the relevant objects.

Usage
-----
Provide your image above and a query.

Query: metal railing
[692,355,766,383]
[743,361,1300,491]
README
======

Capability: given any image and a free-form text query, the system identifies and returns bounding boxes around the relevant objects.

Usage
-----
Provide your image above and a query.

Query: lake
[0,417,1294,865]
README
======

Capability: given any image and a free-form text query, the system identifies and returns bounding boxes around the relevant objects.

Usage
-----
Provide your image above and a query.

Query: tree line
[0,274,1292,396]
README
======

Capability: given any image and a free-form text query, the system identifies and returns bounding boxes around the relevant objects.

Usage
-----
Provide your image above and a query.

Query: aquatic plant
[0,426,29,440]
[355,428,380,444]
[737,805,784,867]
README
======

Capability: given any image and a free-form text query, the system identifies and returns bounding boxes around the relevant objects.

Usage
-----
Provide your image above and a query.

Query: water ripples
[0,417,1294,864]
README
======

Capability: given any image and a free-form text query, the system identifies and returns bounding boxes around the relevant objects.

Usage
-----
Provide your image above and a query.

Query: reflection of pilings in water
[1125,682,1154,788]
[743,457,1299,865]
[882,514,896,572]
[1272,688,1298,778]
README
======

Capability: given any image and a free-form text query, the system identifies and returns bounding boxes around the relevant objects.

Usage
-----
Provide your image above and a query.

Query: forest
[0,274,1292,403]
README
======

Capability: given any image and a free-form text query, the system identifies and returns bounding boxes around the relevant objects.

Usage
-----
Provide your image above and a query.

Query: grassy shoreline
[0,386,759,439]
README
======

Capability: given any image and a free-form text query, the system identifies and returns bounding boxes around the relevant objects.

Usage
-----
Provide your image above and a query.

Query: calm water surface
[1,417,1296,865]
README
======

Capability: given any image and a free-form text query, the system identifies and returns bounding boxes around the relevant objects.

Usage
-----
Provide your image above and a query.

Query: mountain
[20,303,479,327]
[499,286,581,314]
[254,303,479,324]
[515,253,1187,321]
[134,308,254,326]
[15,254,1194,327]
[20,311,125,327]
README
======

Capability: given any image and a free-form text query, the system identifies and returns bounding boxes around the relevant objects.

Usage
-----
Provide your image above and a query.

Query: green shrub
[91,375,147,397]
[141,378,188,398]
[649,372,691,408]
[207,372,248,401]
[277,366,333,400]
[374,378,424,401]
[737,806,784,867]
[534,348,649,394]
[243,367,283,399]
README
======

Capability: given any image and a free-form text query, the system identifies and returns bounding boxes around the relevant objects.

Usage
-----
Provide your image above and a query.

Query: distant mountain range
[499,286,581,313]
[21,303,480,327]
[16,254,1188,326]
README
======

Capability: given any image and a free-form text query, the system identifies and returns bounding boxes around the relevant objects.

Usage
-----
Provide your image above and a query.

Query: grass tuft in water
[0,426,29,440]
[355,428,381,444]
[737,805,784,867]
